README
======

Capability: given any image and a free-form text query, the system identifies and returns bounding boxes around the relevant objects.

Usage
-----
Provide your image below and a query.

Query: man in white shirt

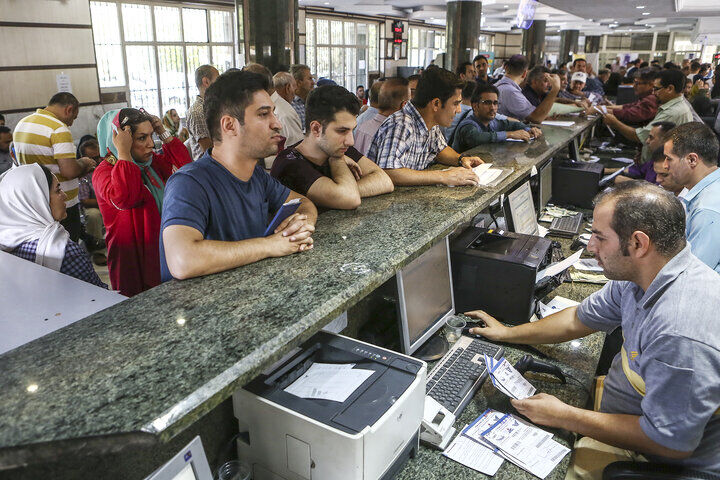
[266,72,305,169]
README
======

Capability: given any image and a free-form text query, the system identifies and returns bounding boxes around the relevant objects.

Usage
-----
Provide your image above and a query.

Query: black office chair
[603,461,720,480]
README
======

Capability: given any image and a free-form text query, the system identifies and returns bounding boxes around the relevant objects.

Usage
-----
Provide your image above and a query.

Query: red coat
[93,138,191,296]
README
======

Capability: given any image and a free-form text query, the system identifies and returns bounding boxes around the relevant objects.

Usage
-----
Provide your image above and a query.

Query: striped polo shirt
[13,108,79,207]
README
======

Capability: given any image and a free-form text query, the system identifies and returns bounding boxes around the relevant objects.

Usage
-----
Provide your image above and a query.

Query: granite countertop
[0,117,598,461]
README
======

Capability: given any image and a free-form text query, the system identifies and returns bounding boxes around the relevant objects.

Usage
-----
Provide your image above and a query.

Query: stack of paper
[462,409,571,479]
[472,163,505,186]
[536,249,584,283]
[484,355,536,399]
[284,363,374,402]
[541,120,575,127]
[442,424,504,475]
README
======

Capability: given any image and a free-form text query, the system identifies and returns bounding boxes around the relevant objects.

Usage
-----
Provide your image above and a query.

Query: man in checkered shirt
[366,66,485,186]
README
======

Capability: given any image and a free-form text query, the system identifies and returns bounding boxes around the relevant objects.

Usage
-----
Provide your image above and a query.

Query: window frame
[408,25,446,68]
[90,0,237,116]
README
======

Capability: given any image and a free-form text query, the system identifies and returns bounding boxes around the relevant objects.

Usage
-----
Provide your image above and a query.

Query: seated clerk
[467,181,720,478]
[366,66,484,187]
[451,84,542,152]
[663,122,720,274]
[270,85,393,210]
[355,77,410,156]
[605,68,659,127]
[495,54,561,123]
[606,121,675,184]
[160,70,317,282]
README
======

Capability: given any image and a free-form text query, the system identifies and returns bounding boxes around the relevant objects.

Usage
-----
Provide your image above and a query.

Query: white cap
[571,72,587,83]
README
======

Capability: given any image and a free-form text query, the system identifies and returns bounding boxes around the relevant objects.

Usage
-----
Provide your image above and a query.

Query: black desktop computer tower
[551,160,604,209]
[450,227,554,324]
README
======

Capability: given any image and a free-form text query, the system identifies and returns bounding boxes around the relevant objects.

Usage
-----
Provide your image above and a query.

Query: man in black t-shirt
[271,85,394,210]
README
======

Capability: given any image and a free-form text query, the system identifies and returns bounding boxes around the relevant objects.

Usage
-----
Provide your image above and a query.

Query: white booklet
[484,355,536,400]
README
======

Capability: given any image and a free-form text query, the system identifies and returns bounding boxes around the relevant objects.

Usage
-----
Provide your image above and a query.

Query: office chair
[603,461,720,480]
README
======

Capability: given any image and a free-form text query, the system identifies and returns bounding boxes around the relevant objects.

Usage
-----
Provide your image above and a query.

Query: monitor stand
[413,334,449,362]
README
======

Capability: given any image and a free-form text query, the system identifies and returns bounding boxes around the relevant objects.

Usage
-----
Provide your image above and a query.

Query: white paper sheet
[536,249,584,283]
[487,357,536,399]
[443,427,504,475]
[575,258,603,272]
[612,157,636,165]
[284,363,374,402]
[541,120,575,127]
[538,296,580,318]
[599,168,626,187]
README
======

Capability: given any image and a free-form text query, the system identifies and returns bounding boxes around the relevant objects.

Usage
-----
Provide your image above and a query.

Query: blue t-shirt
[159,152,290,282]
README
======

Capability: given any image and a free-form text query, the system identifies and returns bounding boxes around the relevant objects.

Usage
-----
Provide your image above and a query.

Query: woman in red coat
[93,108,191,296]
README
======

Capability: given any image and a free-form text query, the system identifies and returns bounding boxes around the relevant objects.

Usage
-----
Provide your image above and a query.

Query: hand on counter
[507,130,532,142]
[529,127,543,139]
[442,166,479,186]
[511,393,570,429]
[460,155,484,169]
[269,213,315,255]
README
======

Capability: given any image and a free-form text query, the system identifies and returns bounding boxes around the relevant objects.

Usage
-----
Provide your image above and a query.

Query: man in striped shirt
[13,93,97,241]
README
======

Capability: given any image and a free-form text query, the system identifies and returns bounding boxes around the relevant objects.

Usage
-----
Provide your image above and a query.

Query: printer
[450,227,556,324]
[233,331,427,480]
[552,160,604,209]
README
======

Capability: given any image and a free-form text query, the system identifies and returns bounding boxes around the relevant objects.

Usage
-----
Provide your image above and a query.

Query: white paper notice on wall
[359,60,367,70]
[56,73,72,93]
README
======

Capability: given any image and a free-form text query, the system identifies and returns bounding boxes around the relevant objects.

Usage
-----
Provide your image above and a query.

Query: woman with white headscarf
[0,163,107,287]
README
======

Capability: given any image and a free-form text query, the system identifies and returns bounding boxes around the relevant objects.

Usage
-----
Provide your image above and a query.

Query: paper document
[541,120,575,127]
[570,271,609,284]
[506,138,525,142]
[612,157,635,165]
[485,356,536,400]
[599,168,626,187]
[463,409,508,450]
[443,427,504,475]
[538,296,580,318]
[538,225,549,237]
[481,415,570,479]
[593,105,608,115]
[575,258,603,272]
[472,163,506,186]
[536,249,584,283]
[284,363,374,402]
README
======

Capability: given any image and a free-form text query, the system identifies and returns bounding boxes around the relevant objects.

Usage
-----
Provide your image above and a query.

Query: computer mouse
[462,321,487,336]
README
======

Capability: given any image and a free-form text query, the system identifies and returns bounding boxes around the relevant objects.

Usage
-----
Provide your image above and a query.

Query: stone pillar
[585,35,601,53]
[239,0,298,73]
[558,29,579,67]
[445,0,483,71]
[522,20,546,68]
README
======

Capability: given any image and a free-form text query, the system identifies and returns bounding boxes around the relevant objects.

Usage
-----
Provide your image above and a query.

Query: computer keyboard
[549,213,583,237]
[426,336,504,416]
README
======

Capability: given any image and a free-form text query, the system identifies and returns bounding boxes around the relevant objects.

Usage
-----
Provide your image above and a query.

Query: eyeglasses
[479,100,499,106]
[652,84,665,92]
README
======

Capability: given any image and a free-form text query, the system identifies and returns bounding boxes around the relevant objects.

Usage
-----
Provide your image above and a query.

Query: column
[521,20,546,68]
[445,0,483,71]
[584,35,601,54]
[239,0,299,73]
[558,29,579,67]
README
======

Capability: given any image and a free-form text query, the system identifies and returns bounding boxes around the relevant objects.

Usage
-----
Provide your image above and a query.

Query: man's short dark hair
[377,77,409,110]
[505,54,529,76]
[666,122,720,167]
[368,80,383,104]
[0,126,11,135]
[471,83,499,104]
[658,69,686,94]
[456,61,473,77]
[639,61,649,68]
[407,74,421,83]
[204,70,270,142]
[412,66,463,108]
[638,68,659,83]
[572,58,586,67]
[48,92,79,108]
[0,113,5,122]
[79,138,99,156]
[651,146,666,163]
[473,54,488,63]
[195,64,217,89]
[594,181,686,257]
[290,64,310,82]
[651,121,675,137]
[461,81,476,100]
[527,65,550,84]
[690,60,701,71]
[305,85,361,132]
[243,63,273,88]
[663,61,678,70]
[598,68,610,76]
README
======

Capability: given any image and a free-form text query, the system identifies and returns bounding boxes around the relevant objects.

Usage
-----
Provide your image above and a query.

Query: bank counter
[0,117,602,479]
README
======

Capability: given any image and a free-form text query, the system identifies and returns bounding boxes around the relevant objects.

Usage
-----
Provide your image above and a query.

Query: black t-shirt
[270,142,364,195]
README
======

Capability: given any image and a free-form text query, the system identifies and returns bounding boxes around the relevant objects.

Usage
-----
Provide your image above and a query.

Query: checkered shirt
[10,239,107,288]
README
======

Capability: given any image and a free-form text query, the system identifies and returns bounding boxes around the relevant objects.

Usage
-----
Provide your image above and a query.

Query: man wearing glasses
[605,68,659,126]
[603,69,694,164]
[452,84,542,152]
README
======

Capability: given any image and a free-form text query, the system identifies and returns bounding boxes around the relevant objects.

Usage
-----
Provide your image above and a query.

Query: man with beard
[160,70,317,282]
[466,181,720,479]
[271,85,394,210]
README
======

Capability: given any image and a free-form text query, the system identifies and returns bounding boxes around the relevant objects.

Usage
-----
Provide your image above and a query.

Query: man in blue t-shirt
[160,70,318,282]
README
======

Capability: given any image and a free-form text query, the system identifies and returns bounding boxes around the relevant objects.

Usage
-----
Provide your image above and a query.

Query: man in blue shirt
[160,70,318,282]
[451,84,541,152]
[663,121,720,273]
[496,54,561,123]
[466,181,720,477]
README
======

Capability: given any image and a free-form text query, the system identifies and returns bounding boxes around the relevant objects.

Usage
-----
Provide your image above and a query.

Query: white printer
[233,331,427,480]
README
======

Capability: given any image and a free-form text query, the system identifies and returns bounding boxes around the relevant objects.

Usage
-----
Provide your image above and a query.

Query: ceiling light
[642,12,650,15]
[636,5,645,8]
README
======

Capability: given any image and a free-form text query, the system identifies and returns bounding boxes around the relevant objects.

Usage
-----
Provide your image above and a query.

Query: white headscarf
[0,164,69,271]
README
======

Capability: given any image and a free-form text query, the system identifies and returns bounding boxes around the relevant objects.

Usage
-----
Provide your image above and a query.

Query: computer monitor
[504,181,539,236]
[145,436,213,480]
[529,160,553,215]
[396,236,455,356]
